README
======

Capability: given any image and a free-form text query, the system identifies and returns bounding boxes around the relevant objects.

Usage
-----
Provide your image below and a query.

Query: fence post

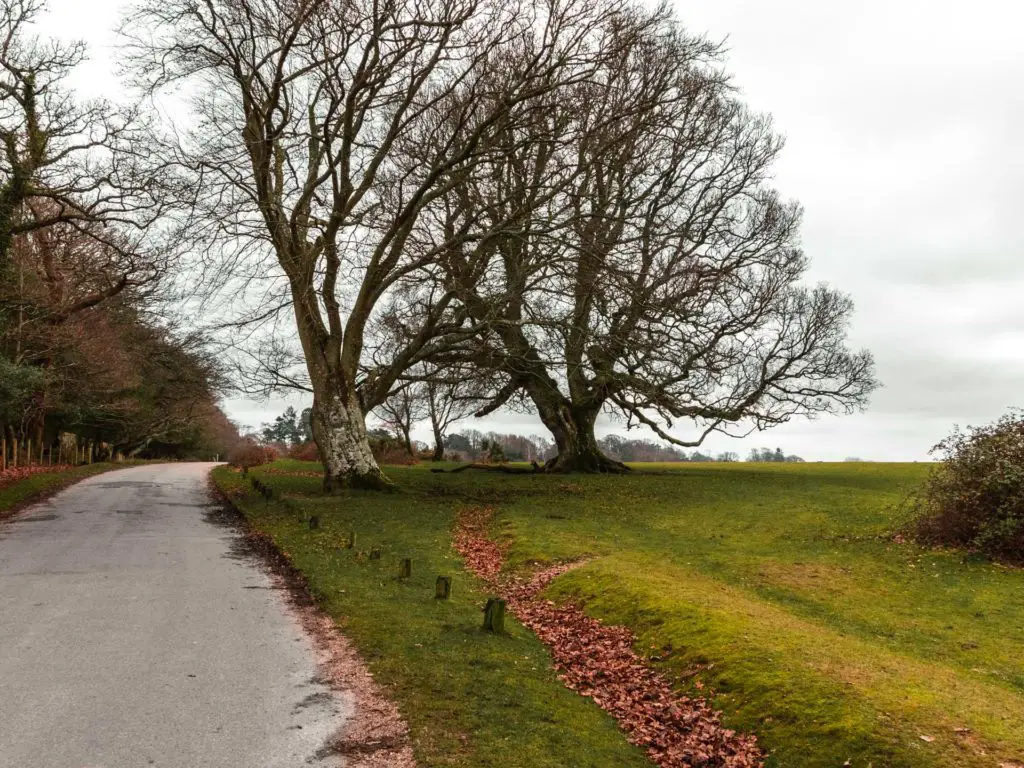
[482,598,506,632]
[435,576,451,600]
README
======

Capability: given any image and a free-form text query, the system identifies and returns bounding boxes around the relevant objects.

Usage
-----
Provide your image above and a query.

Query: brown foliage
[287,441,320,462]
[227,440,280,470]
[0,465,73,490]
[372,445,419,466]
[453,507,762,767]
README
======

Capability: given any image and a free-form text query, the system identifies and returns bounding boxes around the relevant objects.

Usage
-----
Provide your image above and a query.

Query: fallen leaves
[454,507,763,768]
[0,464,72,490]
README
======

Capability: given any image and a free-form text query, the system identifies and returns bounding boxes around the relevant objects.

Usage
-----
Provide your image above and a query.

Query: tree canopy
[0,0,879,480]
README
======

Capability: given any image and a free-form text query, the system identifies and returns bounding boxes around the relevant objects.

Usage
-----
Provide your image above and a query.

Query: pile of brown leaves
[0,464,72,490]
[451,505,504,581]
[454,507,763,768]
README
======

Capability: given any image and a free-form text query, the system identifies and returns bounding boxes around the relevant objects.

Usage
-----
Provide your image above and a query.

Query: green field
[213,461,1024,768]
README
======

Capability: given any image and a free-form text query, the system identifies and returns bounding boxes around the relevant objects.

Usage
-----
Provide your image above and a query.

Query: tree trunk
[431,423,444,462]
[310,385,389,492]
[531,396,628,474]
[289,271,389,492]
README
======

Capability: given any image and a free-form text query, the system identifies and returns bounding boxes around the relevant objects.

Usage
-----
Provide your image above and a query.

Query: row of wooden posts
[0,437,102,472]
[249,473,507,633]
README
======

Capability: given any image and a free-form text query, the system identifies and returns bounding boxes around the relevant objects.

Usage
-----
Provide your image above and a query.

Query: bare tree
[0,0,168,277]
[374,384,427,457]
[123,0,625,489]
[432,10,877,472]
[0,214,164,445]
[416,362,490,461]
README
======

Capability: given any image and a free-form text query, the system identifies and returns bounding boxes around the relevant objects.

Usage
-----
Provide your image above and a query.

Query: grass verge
[214,460,1024,768]
[0,463,124,520]
[211,463,651,768]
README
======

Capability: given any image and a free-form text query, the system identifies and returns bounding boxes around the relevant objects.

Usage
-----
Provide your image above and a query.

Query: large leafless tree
[429,11,877,472]
[0,0,177,452]
[123,0,626,489]
[0,0,167,278]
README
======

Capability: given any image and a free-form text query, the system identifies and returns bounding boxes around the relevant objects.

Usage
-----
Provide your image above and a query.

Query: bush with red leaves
[227,439,280,469]
[287,441,320,461]
[453,506,762,768]
[0,464,74,490]
[373,446,419,465]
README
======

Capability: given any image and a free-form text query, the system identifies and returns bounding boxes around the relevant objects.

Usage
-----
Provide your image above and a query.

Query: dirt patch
[453,506,763,768]
[206,481,416,768]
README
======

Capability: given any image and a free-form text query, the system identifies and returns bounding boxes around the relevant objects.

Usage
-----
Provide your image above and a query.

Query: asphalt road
[0,463,347,768]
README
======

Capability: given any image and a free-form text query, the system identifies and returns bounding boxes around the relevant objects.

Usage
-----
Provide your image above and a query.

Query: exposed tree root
[438,456,631,475]
[453,506,762,768]
[447,462,544,474]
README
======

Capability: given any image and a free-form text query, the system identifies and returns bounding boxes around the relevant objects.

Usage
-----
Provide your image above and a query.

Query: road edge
[207,473,417,768]
[0,463,126,524]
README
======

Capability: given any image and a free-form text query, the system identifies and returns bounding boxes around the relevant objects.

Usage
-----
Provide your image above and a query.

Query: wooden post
[435,576,451,600]
[88,442,94,464]
[308,515,320,530]
[369,547,381,561]
[398,558,412,580]
[482,598,506,632]
[27,438,32,467]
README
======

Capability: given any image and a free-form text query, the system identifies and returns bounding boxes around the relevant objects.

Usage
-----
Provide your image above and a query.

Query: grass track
[214,460,1024,768]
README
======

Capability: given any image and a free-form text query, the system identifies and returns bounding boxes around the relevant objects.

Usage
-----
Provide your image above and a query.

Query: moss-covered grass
[214,460,1024,768]
[212,462,651,768]
[0,463,123,517]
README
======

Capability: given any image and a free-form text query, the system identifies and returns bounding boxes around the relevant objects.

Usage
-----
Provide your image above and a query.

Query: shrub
[366,430,418,466]
[288,441,320,461]
[912,410,1024,562]
[227,439,280,469]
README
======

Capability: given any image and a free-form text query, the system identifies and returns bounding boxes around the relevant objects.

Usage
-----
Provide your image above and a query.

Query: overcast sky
[39,0,1024,461]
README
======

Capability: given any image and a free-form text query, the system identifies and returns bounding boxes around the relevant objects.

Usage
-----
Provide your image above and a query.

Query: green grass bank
[0,463,124,518]
[213,460,1024,768]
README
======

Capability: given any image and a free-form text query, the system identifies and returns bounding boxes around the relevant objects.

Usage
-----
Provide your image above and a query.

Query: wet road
[0,463,347,768]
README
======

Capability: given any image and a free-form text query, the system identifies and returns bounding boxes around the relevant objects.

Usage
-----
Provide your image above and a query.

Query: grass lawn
[213,460,1024,768]
[0,463,124,517]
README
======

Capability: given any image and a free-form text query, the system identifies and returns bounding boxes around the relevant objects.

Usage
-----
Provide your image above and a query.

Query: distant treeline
[438,430,803,464]
[260,408,809,466]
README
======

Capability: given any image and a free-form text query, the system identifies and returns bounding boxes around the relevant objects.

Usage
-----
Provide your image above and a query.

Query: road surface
[0,463,348,768]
